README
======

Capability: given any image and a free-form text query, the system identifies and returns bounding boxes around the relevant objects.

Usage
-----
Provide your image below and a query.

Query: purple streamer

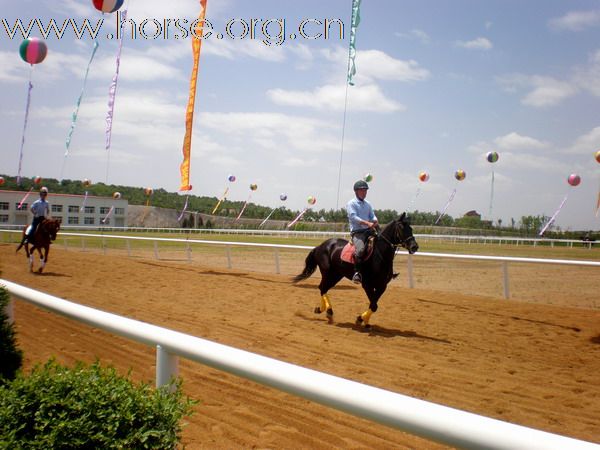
[17,68,34,185]
[177,195,189,221]
[539,194,568,236]
[105,9,127,151]
[434,188,457,225]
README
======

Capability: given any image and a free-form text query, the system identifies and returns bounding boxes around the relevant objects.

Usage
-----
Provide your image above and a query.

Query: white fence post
[226,246,232,269]
[81,237,86,252]
[407,254,415,288]
[186,242,192,263]
[502,261,510,299]
[126,239,131,257]
[274,249,280,274]
[156,344,178,391]
[153,241,159,260]
[102,237,107,255]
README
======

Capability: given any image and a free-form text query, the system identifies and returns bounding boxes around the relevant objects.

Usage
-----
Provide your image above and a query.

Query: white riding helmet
[40,186,49,194]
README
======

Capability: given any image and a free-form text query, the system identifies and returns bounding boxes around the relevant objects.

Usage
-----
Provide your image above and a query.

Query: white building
[0,190,128,227]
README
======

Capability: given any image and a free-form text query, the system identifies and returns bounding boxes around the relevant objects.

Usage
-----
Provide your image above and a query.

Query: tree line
[0,174,590,238]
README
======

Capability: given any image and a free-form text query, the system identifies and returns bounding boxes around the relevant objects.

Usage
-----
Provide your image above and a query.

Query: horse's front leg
[27,245,34,272]
[314,293,333,323]
[37,246,46,273]
[356,284,387,329]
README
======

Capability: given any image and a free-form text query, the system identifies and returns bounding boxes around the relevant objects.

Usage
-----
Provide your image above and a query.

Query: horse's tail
[292,248,318,283]
[16,236,26,253]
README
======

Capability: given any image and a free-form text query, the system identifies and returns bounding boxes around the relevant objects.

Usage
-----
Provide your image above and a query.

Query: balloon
[33,176,42,184]
[19,38,48,65]
[228,174,236,182]
[418,171,429,182]
[595,150,600,164]
[307,196,316,205]
[0,177,4,186]
[250,183,258,191]
[144,187,153,196]
[113,192,121,199]
[92,0,124,13]
[279,193,288,201]
[486,151,499,163]
[454,170,466,181]
[364,173,373,182]
[567,174,581,187]
[82,178,91,187]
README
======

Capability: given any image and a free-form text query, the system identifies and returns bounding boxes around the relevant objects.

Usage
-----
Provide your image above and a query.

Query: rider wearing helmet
[26,187,50,243]
[346,180,378,284]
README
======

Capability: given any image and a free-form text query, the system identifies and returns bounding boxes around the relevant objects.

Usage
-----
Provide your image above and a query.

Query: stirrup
[352,272,362,284]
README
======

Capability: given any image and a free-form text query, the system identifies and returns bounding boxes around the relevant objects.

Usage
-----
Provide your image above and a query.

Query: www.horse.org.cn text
[1,15,347,46]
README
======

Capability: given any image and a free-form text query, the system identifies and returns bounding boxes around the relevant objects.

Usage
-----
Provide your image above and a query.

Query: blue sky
[1,0,600,230]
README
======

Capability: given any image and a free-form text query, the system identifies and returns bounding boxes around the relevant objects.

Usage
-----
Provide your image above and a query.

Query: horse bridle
[378,220,415,250]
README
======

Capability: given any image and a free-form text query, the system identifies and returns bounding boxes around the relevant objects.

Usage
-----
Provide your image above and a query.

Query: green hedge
[0,285,23,384]
[0,360,195,449]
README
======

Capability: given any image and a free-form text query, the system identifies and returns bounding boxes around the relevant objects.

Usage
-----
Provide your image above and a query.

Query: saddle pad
[25,225,32,235]
[341,243,355,264]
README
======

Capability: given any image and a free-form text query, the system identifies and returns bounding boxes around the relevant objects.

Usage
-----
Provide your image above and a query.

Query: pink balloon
[567,174,581,187]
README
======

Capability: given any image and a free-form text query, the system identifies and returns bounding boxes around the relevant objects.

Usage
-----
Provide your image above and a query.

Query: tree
[0,286,23,383]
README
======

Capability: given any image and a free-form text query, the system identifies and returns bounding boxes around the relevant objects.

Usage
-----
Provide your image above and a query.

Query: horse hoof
[356,315,363,325]
[326,308,333,317]
[314,307,322,314]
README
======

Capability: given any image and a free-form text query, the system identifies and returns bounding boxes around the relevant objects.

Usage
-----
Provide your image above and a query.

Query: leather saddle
[340,235,375,264]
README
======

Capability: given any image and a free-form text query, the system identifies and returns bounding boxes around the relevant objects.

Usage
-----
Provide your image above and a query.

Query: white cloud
[267,83,404,113]
[566,126,600,154]
[203,38,285,62]
[522,76,578,107]
[574,49,600,97]
[321,47,430,83]
[549,10,600,31]
[497,74,578,107]
[494,132,547,150]
[455,37,493,50]
[395,29,430,44]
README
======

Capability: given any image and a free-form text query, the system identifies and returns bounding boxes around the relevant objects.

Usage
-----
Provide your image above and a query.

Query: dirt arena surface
[1,243,600,449]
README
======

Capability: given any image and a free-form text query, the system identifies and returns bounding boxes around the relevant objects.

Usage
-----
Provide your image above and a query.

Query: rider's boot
[352,260,362,284]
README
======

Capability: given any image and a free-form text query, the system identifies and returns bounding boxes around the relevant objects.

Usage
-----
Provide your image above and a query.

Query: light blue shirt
[30,198,49,218]
[346,197,377,233]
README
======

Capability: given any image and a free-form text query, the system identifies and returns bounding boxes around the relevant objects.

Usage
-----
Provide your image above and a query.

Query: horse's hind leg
[314,273,343,323]
[38,247,46,273]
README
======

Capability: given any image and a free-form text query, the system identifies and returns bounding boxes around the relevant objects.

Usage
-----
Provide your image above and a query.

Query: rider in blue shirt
[26,187,50,243]
[346,180,378,284]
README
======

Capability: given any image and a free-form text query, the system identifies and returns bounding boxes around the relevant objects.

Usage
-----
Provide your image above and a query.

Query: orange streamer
[179,0,208,191]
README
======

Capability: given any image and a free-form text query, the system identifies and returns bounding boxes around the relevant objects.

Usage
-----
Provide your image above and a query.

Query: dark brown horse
[16,217,61,273]
[293,213,418,328]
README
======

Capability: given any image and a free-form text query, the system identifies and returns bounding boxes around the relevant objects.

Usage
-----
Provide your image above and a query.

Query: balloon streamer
[406,188,421,211]
[211,187,229,214]
[539,194,568,236]
[177,195,190,221]
[17,186,34,210]
[259,208,279,228]
[105,9,127,183]
[287,208,308,228]
[101,205,115,224]
[488,170,495,218]
[61,40,99,180]
[235,194,252,222]
[79,191,89,212]
[16,67,34,185]
[347,0,362,85]
[434,188,457,225]
[596,190,600,217]
[179,0,208,192]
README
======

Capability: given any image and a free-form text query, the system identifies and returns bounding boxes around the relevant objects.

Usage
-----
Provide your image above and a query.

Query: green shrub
[0,359,195,449]
[0,285,23,384]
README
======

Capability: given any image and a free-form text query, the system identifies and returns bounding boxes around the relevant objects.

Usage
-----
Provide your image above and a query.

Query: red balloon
[19,38,47,65]
[567,174,581,187]
[93,0,124,13]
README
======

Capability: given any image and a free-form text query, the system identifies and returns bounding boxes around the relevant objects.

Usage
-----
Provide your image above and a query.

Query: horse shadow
[33,271,71,278]
[335,322,451,342]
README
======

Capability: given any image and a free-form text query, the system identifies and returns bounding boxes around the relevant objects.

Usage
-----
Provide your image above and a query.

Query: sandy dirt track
[1,243,600,449]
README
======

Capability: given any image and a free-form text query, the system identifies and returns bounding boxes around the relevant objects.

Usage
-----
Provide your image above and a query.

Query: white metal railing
[2,280,598,450]
[0,224,596,247]
[2,230,599,300]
